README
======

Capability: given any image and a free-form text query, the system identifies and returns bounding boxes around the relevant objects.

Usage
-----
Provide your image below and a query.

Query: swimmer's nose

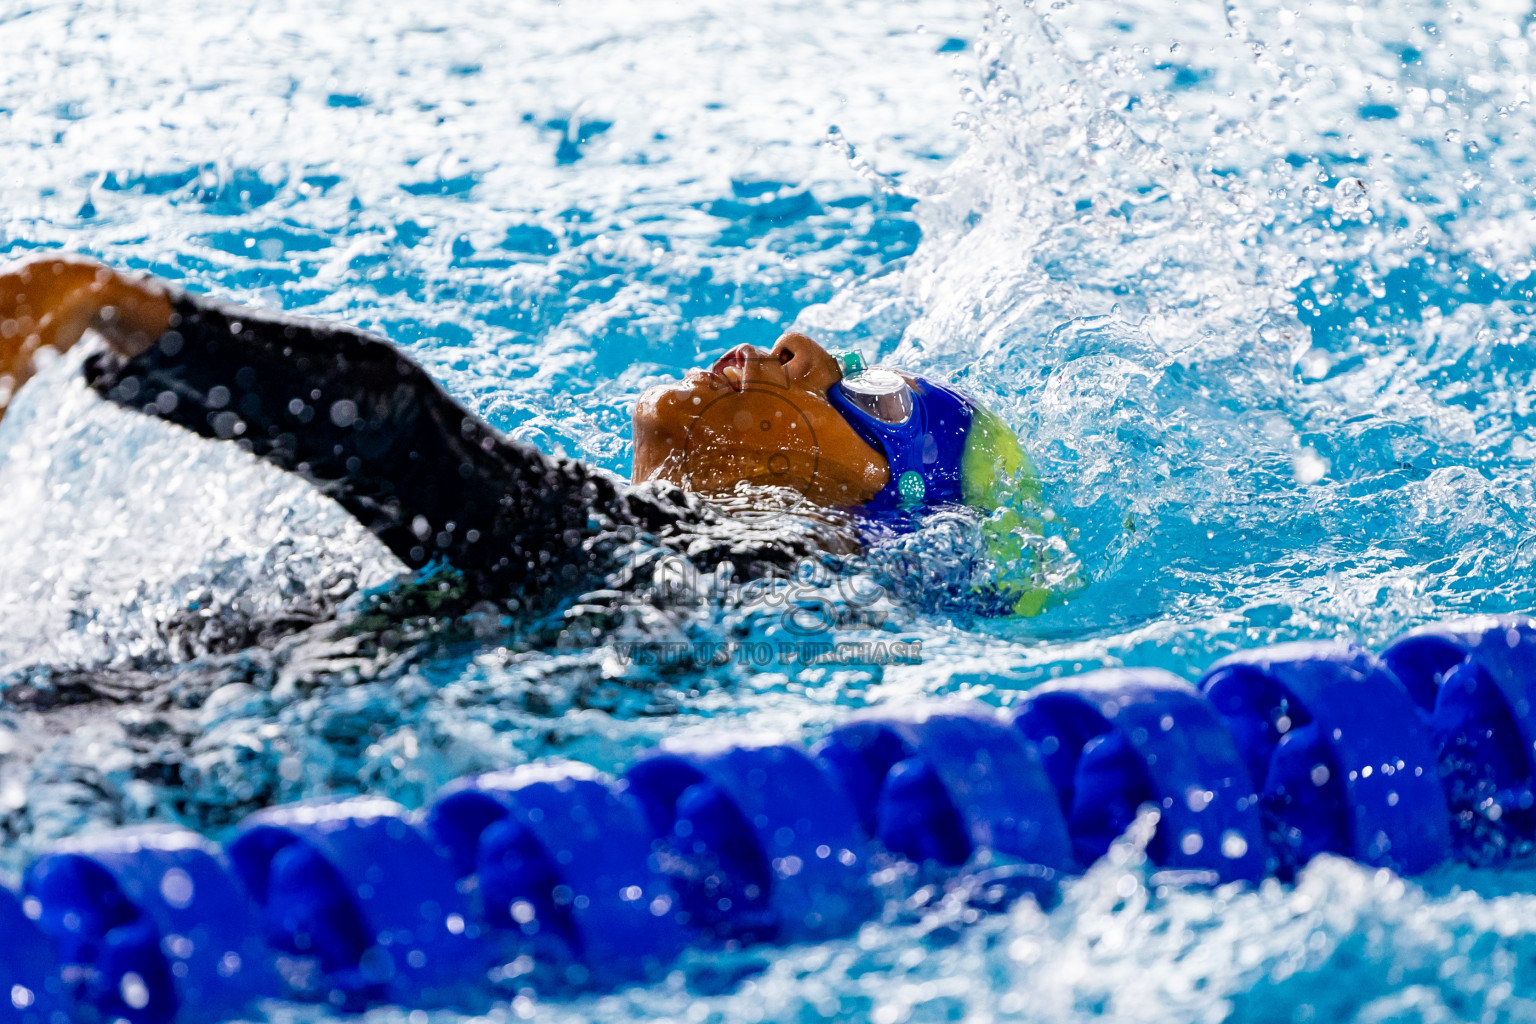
[770,332,840,391]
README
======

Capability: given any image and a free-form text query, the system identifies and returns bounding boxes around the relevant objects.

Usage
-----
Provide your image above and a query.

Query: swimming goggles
[826,350,974,511]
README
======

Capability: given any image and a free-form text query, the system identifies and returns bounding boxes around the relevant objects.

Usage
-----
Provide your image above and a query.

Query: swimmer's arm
[81,280,646,600]
[0,257,173,420]
[1,257,732,601]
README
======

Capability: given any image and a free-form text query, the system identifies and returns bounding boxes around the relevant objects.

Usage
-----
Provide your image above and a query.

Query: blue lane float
[625,736,874,943]
[1012,669,1269,882]
[1380,615,1536,858]
[0,884,68,1024]
[24,827,275,1024]
[226,797,484,1009]
[814,703,1073,873]
[1200,641,1452,876]
[17,614,1536,1022]
[424,762,687,985]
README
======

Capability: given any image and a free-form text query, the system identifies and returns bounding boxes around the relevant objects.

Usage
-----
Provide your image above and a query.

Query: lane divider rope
[8,617,1534,1024]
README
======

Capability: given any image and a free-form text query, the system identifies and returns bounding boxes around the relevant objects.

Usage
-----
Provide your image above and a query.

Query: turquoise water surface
[5,0,1536,1021]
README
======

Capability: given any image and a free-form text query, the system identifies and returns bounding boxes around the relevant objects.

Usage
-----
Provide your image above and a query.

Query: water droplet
[1293,448,1329,484]
[1331,176,1369,216]
[1086,111,1127,148]
[329,399,358,428]
[1298,348,1330,379]
[159,867,195,909]
[120,972,150,1010]
[1285,256,1316,287]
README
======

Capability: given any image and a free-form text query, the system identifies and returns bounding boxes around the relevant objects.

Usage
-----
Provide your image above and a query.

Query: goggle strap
[832,350,866,378]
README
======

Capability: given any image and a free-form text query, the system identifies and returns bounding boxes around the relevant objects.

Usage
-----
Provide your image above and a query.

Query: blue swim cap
[827,351,975,511]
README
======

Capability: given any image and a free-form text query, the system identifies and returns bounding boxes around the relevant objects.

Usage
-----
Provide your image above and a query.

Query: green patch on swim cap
[897,470,925,505]
[960,405,1040,508]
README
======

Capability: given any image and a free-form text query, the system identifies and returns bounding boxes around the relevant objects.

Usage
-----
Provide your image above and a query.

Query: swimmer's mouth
[692,345,791,392]
[711,348,747,392]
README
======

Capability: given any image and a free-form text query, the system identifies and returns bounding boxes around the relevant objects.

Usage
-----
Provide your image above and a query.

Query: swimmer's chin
[630,374,735,483]
[635,374,723,416]
[631,384,688,483]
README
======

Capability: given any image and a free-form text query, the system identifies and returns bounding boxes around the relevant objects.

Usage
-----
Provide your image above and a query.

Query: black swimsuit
[83,290,841,607]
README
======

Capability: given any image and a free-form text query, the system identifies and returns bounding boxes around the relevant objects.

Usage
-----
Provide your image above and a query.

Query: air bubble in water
[1331,177,1369,216]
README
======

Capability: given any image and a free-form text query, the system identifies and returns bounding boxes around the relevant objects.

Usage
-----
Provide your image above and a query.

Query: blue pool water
[4,0,1536,1020]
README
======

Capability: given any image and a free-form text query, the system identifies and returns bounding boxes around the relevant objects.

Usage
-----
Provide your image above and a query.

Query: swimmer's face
[631,332,890,505]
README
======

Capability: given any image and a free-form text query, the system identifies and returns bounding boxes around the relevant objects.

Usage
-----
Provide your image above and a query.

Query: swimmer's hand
[0,255,173,418]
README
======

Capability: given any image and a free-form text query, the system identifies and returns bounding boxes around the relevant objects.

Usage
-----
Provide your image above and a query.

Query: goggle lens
[839,366,913,425]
